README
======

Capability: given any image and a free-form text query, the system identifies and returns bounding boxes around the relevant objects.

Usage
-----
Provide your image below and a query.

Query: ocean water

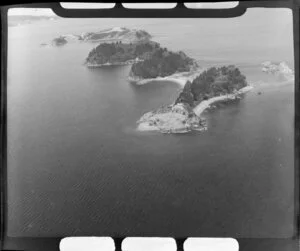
[7,8,295,237]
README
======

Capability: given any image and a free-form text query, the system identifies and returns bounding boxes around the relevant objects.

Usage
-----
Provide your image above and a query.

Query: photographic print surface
[7,6,295,237]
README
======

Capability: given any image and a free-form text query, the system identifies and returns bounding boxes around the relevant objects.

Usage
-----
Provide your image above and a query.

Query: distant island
[43,27,151,47]
[137,65,252,133]
[51,36,68,46]
[81,27,151,43]
[85,41,159,67]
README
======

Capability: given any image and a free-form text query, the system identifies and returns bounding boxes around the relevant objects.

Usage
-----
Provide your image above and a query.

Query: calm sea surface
[7,9,295,237]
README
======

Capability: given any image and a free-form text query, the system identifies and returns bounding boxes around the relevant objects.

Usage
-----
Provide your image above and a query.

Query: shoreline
[86,59,143,68]
[193,85,253,117]
[136,85,253,133]
[129,65,204,88]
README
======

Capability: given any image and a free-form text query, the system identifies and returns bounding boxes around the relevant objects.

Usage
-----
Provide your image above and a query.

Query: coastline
[193,85,253,117]
[86,59,143,68]
[129,65,204,88]
[137,85,253,133]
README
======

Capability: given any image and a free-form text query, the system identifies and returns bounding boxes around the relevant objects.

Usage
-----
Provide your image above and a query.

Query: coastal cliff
[137,65,251,133]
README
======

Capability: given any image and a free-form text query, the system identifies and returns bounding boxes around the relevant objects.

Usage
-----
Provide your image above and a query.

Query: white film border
[60,237,238,251]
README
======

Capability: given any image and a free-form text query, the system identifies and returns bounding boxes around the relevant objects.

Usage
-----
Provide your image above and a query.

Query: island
[51,36,68,46]
[137,65,252,133]
[128,47,199,85]
[80,27,151,43]
[44,27,151,47]
[85,41,160,67]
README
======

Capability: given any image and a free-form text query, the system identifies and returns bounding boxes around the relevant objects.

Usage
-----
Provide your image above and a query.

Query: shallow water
[7,8,295,237]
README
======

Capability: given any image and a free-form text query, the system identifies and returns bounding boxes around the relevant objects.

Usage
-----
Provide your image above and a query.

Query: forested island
[176,65,247,107]
[137,65,252,133]
[52,36,68,46]
[129,48,197,80]
[85,40,197,76]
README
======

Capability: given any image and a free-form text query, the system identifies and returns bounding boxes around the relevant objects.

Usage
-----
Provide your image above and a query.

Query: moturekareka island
[83,27,254,134]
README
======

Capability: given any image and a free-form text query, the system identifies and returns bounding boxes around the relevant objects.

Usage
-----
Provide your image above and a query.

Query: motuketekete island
[84,27,253,134]
[43,27,151,47]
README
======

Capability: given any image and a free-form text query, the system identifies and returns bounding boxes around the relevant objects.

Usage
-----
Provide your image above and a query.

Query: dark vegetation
[86,39,195,77]
[86,41,159,65]
[52,36,68,46]
[130,49,195,78]
[176,65,247,106]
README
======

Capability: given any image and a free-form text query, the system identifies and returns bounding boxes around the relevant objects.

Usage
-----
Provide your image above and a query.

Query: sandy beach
[129,66,205,88]
[193,85,253,116]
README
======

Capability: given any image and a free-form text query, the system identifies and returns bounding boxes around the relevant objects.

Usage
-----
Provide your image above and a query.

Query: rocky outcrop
[137,103,207,133]
[261,61,294,81]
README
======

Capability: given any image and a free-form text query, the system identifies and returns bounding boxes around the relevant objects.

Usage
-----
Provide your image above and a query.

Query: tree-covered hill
[85,41,159,66]
[176,65,248,106]
[130,48,196,79]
